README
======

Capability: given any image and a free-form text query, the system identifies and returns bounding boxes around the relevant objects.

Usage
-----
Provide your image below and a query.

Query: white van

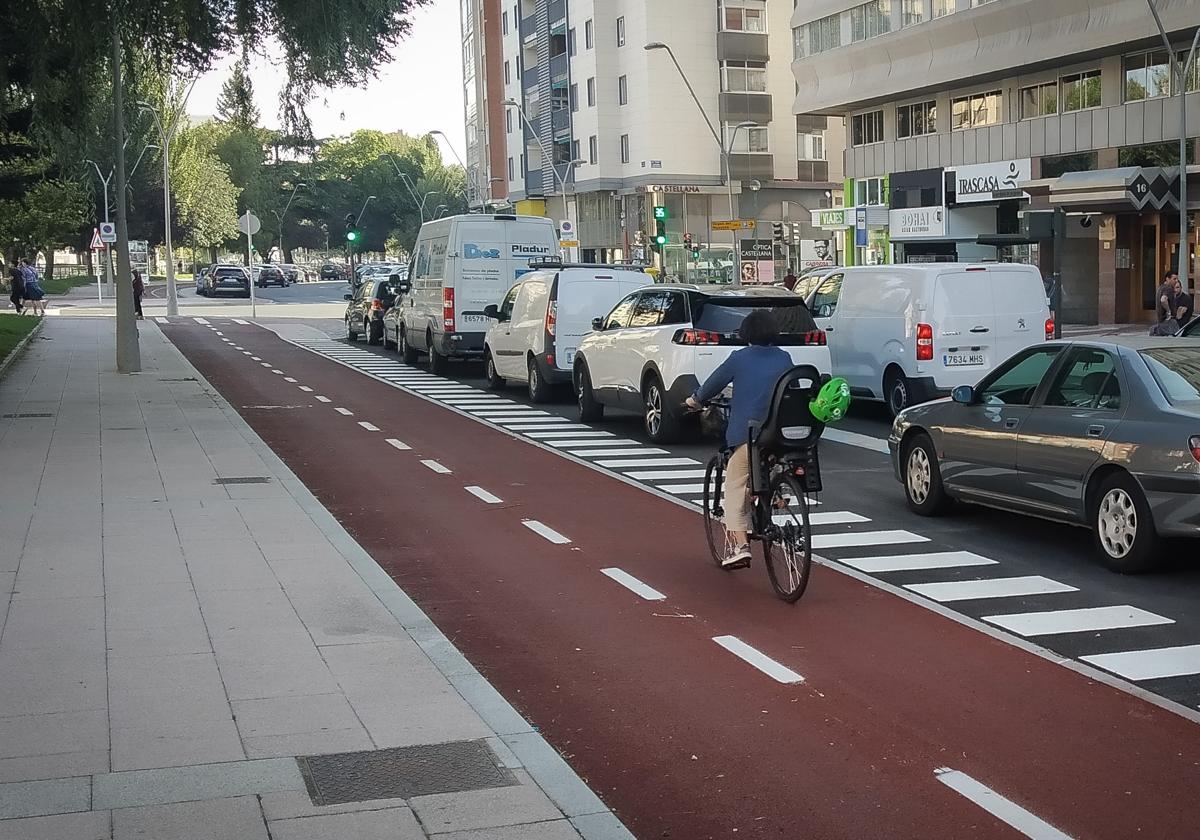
[395,214,559,373]
[805,263,1052,415]
[482,262,650,401]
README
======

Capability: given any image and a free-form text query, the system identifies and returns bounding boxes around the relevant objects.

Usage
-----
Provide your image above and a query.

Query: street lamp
[645,43,755,276]
[355,195,377,227]
[84,160,113,302]
[501,98,573,230]
[273,182,308,259]
[434,204,450,219]
[1146,0,1200,292]
[429,129,476,204]
[137,100,184,316]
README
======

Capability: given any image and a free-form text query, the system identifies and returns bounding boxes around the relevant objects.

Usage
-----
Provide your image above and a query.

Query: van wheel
[428,333,449,375]
[400,327,418,364]
[1092,472,1162,573]
[885,369,910,418]
[576,364,603,421]
[644,374,681,443]
[485,351,505,390]
[528,356,551,403]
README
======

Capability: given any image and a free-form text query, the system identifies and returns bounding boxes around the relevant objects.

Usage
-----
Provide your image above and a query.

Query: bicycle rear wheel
[702,454,729,567]
[760,472,813,603]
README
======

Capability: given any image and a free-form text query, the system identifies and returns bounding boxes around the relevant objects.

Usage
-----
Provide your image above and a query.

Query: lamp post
[84,160,113,302]
[644,43,756,278]
[273,182,308,260]
[429,129,476,205]
[1146,0,1200,292]
[138,101,185,316]
[501,98,573,231]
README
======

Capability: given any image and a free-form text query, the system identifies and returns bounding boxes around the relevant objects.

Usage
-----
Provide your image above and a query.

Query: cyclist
[685,309,794,569]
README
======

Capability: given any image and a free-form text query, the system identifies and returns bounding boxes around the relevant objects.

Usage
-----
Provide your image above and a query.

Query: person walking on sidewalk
[6,258,24,314]
[19,259,45,316]
[132,269,145,319]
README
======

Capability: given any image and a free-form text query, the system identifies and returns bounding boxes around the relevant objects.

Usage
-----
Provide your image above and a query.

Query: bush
[0,313,41,363]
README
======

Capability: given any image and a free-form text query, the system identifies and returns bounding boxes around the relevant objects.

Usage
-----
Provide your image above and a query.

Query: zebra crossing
[268,331,1200,713]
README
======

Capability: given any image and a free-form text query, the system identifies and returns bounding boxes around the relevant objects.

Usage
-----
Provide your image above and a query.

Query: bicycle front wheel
[702,454,728,567]
[760,472,813,603]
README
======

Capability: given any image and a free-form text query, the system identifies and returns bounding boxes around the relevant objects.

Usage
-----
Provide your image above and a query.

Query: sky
[189,0,466,160]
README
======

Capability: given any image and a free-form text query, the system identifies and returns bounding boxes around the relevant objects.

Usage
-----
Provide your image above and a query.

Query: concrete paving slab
[94,758,304,810]
[0,711,108,763]
[0,776,90,820]
[0,810,112,840]
[0,751,110,786]
[258,791,411,822]
[112,795,268,840]
[430,821,583,840]
[268,807,425,840]
[230,693,365,740]
[409,777,563,834]
[0,647,107,716]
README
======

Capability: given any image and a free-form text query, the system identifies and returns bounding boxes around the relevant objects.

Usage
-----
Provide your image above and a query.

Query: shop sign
[739,239,776,285]
[855,208,868,247]
[640,184,726,194]
[889,206,946,239]
[952,159,1031,203]
[814,208,847,228]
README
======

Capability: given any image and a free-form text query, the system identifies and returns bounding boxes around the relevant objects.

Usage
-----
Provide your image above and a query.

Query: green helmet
[810,377,851,423]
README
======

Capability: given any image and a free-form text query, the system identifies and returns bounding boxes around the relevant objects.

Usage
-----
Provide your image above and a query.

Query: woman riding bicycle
[685,309,794,569]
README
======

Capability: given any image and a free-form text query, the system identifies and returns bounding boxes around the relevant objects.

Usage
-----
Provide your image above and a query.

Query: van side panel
[838,268,915,395]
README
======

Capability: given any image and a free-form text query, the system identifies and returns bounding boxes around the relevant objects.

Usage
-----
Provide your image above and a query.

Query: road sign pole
[248,226,256,320]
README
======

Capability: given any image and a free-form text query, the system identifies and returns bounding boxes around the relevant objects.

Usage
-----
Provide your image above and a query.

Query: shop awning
[1021,166,1185,212]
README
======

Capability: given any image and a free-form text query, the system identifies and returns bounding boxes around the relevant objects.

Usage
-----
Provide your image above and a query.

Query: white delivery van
[481,262,650,402]
[396,214,559,373]
[805,263,1052,416]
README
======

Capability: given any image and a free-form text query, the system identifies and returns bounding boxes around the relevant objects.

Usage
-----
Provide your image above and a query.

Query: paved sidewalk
[0,318,631,840]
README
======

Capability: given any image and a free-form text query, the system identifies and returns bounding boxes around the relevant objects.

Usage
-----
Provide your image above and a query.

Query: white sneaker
[722,543,752,569]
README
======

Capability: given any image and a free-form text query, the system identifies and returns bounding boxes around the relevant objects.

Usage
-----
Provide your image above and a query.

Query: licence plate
[460,313,490,327]
[943,353,985,367]
[563,349,575,366]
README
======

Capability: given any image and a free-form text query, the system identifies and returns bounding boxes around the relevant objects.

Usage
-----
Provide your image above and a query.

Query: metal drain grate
[1,413,53,419]
[213,476,272,485]
[297,740,517,806]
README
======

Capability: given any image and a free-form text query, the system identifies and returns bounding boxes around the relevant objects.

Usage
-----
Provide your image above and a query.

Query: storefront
[889,165,1011,263]
[809,205,888,266]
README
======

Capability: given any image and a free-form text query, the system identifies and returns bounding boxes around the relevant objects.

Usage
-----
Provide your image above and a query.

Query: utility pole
[111,19,140,372]
[85,161,112,302]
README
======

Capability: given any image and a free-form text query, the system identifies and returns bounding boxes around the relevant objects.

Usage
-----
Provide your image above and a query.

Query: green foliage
[216,49,261,131]
[0,178,88,257]
[171,121,241,247]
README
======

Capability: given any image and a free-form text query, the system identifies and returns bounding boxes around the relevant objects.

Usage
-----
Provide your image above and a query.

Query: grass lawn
[0,313,41,362]
[40,274,96,295]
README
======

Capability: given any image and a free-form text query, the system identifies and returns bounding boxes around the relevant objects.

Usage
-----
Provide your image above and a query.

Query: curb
[0,317,44,380]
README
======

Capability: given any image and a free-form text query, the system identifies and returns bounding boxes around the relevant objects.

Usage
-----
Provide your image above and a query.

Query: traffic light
[691,243,701,259]
[772,222,785,243]
[344,213,359,245]
[652,205,668,248]
[346,228,359,243]
[653,205,668,221]
[683,232,693,247]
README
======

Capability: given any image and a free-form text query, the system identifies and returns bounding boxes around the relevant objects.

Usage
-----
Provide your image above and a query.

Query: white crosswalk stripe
[905,576,1077,603]
[982,605,1174,637]
[1081,644,1200,681]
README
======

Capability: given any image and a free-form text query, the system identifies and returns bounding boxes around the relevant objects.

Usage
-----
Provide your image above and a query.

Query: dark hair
[1166,270,1179,280]
[739,309,778,346]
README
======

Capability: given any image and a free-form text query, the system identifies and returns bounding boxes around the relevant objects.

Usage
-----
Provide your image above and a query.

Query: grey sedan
[888,337,1200,573]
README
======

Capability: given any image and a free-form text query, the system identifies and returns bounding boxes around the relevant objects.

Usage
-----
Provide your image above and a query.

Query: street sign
[90,228,104,250]
[238,212,262,236]
[711,220,756,231]
[559,240,580,248]
[559,219,576,238]
[99,222,116,243]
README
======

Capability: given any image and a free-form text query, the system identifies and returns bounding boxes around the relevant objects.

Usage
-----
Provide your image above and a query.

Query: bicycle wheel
[759,472,813,603]
[702,454,729,567]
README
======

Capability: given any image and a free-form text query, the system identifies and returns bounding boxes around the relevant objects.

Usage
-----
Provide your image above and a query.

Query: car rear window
[694,299,818,339]
[215,268,244,278]
[1141,347,1200,405]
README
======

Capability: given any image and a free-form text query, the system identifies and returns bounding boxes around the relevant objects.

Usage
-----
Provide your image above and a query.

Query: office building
[461,0,509,209]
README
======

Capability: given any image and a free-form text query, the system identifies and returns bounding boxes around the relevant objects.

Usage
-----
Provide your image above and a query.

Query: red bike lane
[167,321,1200,840]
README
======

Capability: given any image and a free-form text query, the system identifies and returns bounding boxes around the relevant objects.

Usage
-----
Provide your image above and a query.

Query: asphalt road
[162,316,1200,839]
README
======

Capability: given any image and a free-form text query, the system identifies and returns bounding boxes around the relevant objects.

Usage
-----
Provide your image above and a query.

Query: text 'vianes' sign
[952,159,1031,204]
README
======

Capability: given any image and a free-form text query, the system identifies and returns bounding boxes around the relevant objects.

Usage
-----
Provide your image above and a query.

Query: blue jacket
[692,345,794,448]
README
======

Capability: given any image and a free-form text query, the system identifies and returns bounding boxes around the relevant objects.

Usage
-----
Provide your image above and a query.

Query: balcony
[548,0,566,26]
[524,169,543,196]
[549,52,569,84]
[796,161,830,182]
[520,14,538,42]
[717,32,768,62]
[729,154,774,181]
[551,107,571,138]
[719,92,772,125]
[522,68,540,93]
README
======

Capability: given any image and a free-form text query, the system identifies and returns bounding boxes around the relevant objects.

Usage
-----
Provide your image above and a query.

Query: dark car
[279,264,301,284]
[890,337,1200,573]
[321,263,348,281]
[344,278,396,345]
[204,265,251,298]
[257,265,287,287]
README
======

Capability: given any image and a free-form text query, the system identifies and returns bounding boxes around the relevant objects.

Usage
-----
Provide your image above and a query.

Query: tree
[171,121,241,258]
[215,48,260,131]
[0,178,89,277]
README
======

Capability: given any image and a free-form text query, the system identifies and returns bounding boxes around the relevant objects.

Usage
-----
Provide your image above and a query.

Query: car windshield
[694,300,818,337]
[1141,347,1200,406]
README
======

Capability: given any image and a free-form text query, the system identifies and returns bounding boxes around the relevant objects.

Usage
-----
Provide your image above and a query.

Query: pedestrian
[1172,276,1194,324]
[20,259,45,316]
[1157,270,1178,323]
[6,258,24,314]
[132,269,145,319]
[782,271,798,291]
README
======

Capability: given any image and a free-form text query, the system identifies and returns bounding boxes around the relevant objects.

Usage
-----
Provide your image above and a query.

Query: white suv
[573,285,832,443]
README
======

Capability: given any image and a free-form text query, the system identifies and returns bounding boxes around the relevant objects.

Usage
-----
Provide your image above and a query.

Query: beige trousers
[723,444,752,533]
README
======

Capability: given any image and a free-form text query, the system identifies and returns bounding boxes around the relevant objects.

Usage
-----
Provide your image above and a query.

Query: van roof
[842,262,1039,274]
[418,213,555,226]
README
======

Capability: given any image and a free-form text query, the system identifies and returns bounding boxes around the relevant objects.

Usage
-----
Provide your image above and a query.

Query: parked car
[278,264,301,284]
[482,262,650,402]
[194,266,211,296]
[345,277,397,345]
[1178,315,1198,337]
[573,285,832,443]
[256,265,288,287]
[804,263,1052,417]
[203,265,251,298]
[394,214,559,374]
[321,263,348,281]
[890,337,1200,573]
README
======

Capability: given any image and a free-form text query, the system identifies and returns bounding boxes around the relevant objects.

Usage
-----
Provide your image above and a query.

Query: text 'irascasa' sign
[711,220,756,231]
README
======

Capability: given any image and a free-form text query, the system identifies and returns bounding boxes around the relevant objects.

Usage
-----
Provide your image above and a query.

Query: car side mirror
[951,385,975,405]
[484,304,501,321]
[343,293,352,301]
[396,282,411,295]
[591,317,605,331]
[817,304,833,318]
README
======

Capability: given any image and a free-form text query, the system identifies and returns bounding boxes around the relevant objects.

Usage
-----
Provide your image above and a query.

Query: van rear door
[450,220,516,334]
[554,273,646,372]
[988,265,1050,363]
[929,268,998,388]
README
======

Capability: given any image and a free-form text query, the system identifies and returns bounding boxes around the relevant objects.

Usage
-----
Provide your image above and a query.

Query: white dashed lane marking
[386,438,411,451]
[299,386,313,392]
[357,422,380,432]
[421,459,451,474]
[522,519,571,545]
[465,486,503,504]
[315,396,331,403]
[601,568,666,601]
[334,407,354,416]
[233,319,249,325]
[284,377,297,383]
[712,635,804,684]
[935,768,1074,840]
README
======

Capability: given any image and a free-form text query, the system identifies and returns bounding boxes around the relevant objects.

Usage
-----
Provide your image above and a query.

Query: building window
[856,177,884,205]
[1062,70,1101,112]
[504,60,510,85]
[508,157,514,181]
[1020,82,1057,119]
[794,13,841,59]
[585,19,593,49]
[620,134,630,164]
[567,27,576,56]
[1123,50,1194,101]
[570,83,578,112]
[850,1,891,43]
[572,140,580,163]
[618,75,628,105]
[798,131,826,161]
[516,55,521,80]
[896,100,937,138]
[722,0,767,33]
[587,77,595,107]
[902,0,924,26]
[932,0,953,17]
[616,16,625,47]
[851,110,884,145]
[505,110,512,133]
[951,90,1001,130]
[720,60,768,93]
[502,11,508,35]
[588,135,597,165]
[519,153,525,177]
[725,123,769,153]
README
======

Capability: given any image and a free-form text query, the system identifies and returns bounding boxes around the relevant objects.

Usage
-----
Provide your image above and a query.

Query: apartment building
[475,0,844,280]
[460,0,508,209]
[790,0,1199,324]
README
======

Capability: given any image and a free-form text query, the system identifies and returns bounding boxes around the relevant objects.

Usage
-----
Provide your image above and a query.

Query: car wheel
[903,433,951,516]
[485,350,505,390]
[400,327,418,364]
[528,356,551,403]
[576,363,603,421]
[428,333,448,375]
[885,369,910,418]
[366,319,382,346]
[1092,472,1162,573]
[347,317,359,341]
[643,374,681,443]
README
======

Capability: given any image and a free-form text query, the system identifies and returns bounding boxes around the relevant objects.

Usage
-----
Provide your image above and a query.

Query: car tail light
[916,323,933,361]
[1190,436,1200,463]
[802,329,827,346]
[674,329,721,345]
[545,300,557,337]
[1045,317,1055,340]
[443,288,455,331]
[546,353,555,366]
